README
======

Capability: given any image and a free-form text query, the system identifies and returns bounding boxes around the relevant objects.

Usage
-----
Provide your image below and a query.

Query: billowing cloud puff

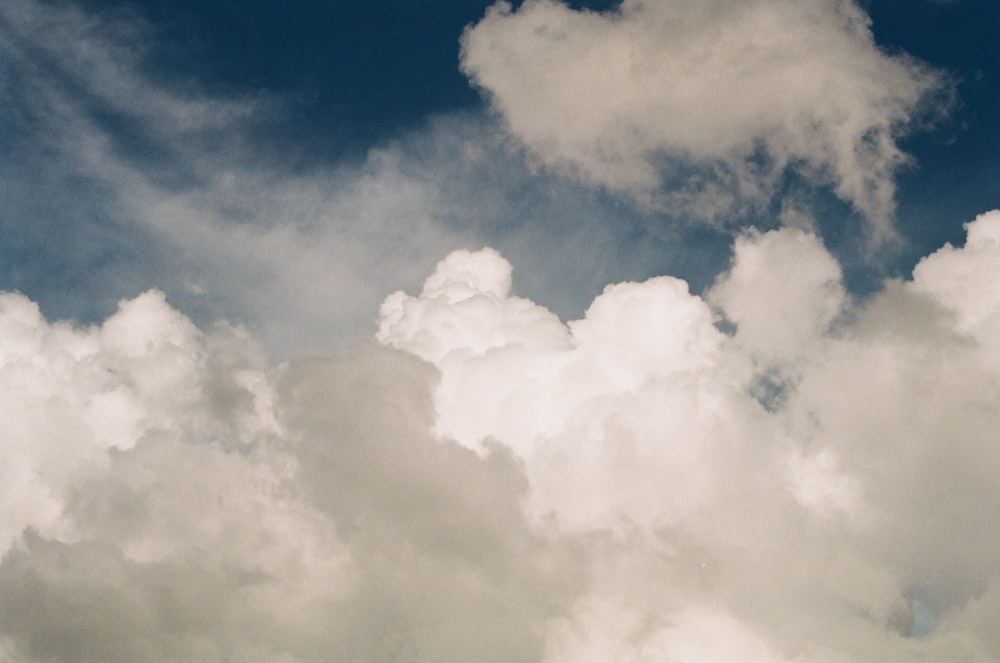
[708,227,846,367]
[912,210,1000,340]
[3,211,1000,661]
[461,0,948,239]
[380,211,1000,660]
[0,290,575,663]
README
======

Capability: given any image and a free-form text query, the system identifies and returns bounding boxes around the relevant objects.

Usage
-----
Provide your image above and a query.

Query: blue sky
[2,0,996,352]
[862,0,999,248]
[4,2,1000,661]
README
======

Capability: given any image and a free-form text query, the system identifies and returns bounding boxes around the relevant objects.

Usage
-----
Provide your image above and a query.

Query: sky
[1,0,1000,661]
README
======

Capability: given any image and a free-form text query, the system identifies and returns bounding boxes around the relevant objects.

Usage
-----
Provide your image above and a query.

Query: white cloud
[461,0,949,240]
[377,211,1000,660]
[708,227,846,368]
[3,213,1000,659]
[911,210,1000,340]
[2,0,999,659]
[550,602,797,663]
[0,289,278,552]
[0,289,575,663]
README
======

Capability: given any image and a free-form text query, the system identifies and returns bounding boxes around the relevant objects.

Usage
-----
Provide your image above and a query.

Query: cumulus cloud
[377,211,1000,660]
[461,0,949,240]
[0,290,576,663]
[3,212,1000,660]
[707,227,846,368]
[2,0,998,660]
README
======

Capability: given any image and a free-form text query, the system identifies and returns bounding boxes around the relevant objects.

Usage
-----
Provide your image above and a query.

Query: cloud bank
[3,211,1000,661]
[2,0,996,660]
[461,0,949,240]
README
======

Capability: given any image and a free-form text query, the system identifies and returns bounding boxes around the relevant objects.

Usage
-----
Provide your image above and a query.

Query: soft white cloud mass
[461,0,949,240]
[2,0,997,660]
[3,212,1000,661]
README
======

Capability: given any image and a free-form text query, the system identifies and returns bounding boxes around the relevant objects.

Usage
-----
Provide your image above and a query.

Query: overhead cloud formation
[2,0,709,354]
[461,0,949,240]
[3,211,1000,661]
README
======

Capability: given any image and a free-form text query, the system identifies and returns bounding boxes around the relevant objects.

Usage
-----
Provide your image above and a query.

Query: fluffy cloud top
[0,291,572,663]
[5,211,996,661]
[378,211,1000,660]
[461,0,948,239]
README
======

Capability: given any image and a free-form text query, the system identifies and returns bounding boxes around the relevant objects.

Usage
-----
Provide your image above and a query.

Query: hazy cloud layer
[2,0,710,355]
[0,0,464,351]
[3,212,1000,661]
[461,0,949,240]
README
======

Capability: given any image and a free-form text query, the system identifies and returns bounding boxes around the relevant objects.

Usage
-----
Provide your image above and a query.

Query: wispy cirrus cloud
[1,0,706,354]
